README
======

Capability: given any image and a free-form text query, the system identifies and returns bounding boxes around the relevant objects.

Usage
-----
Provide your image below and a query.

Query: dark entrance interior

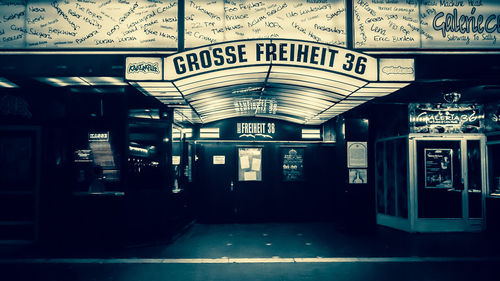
[194,142,339,223]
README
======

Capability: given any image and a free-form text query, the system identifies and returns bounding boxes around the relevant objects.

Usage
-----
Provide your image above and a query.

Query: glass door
[413,136,485,231]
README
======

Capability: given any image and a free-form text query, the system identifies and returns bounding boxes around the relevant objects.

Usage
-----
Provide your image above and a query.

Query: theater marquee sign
[126,39,417,83]
[164,40,378,81]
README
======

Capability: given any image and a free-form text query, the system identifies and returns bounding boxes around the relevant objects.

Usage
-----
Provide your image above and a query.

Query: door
[413,136,485,231]
[196,143,236,222]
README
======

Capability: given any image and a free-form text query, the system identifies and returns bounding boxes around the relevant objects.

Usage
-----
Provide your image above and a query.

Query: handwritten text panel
[185,0,347,48]
[0,0,177,48]
[354,0,500,49]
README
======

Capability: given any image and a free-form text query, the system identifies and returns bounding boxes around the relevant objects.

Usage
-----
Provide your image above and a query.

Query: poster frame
[424,148,454,189]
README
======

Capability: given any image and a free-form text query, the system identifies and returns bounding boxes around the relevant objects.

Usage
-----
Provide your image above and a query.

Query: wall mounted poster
[282,147,304,182]
[238,147,262,181]
[347,142,368,168]
[349,168,367,184]
[424,148,453,188]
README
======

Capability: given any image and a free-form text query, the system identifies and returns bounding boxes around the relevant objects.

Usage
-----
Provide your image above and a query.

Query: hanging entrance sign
[234,98,277,115]
[163,39,378,81]
[409,104,484,134]
[237,122,275,139]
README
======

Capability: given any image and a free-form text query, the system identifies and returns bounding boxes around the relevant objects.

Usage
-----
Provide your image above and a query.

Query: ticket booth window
[74,131,122,194]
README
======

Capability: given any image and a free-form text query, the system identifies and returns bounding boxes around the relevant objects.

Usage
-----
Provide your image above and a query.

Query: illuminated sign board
[354,0,500,49]
[409,103,484,134]
[185,0,347,48]
[88,132,109,142]
[237,122,275,139]
[125,57,163,81]
[378,58,415,81]
[234,98,277,114]
[164,40,378,81]
[0,0,177,49]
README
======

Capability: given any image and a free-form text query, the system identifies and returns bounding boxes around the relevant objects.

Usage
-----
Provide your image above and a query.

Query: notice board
[238,147,262,181]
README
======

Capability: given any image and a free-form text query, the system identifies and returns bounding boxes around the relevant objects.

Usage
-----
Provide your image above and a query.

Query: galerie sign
[409,103,484,134]
[164,39,378,81]
[354,0,500,49]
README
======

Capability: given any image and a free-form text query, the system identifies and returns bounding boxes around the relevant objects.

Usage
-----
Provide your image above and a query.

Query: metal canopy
[127,40,412,125]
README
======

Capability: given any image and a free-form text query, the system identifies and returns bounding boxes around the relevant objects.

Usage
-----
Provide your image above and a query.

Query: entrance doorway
[411,135,486,231]
[194,142,339,223]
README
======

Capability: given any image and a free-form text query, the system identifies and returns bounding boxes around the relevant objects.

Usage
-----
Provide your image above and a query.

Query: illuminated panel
[266,84,345,101]
[353,0,420,48]
[126,57,163,81]
[36,77,86,87]
[0,0,177,49]
[301,129,321,139]
[270,66,364,92]
[421,0,500,49]
[379,59,415,82]
[174,107,202,123]
[200,127,220,138]
[80,77,128,86]
[354,0,500,49]
[234,98,277,114]
[185,0,346,48]
[0,78,19,88]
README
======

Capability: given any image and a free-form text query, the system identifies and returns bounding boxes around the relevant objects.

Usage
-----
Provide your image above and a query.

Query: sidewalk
[1,222,499,259]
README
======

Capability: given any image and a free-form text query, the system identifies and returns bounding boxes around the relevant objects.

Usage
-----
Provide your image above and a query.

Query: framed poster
[238,148,262,181]
[282,147,304,182]
[424,149,453,188]
[349,169,367,184]
[347,142,368,168]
